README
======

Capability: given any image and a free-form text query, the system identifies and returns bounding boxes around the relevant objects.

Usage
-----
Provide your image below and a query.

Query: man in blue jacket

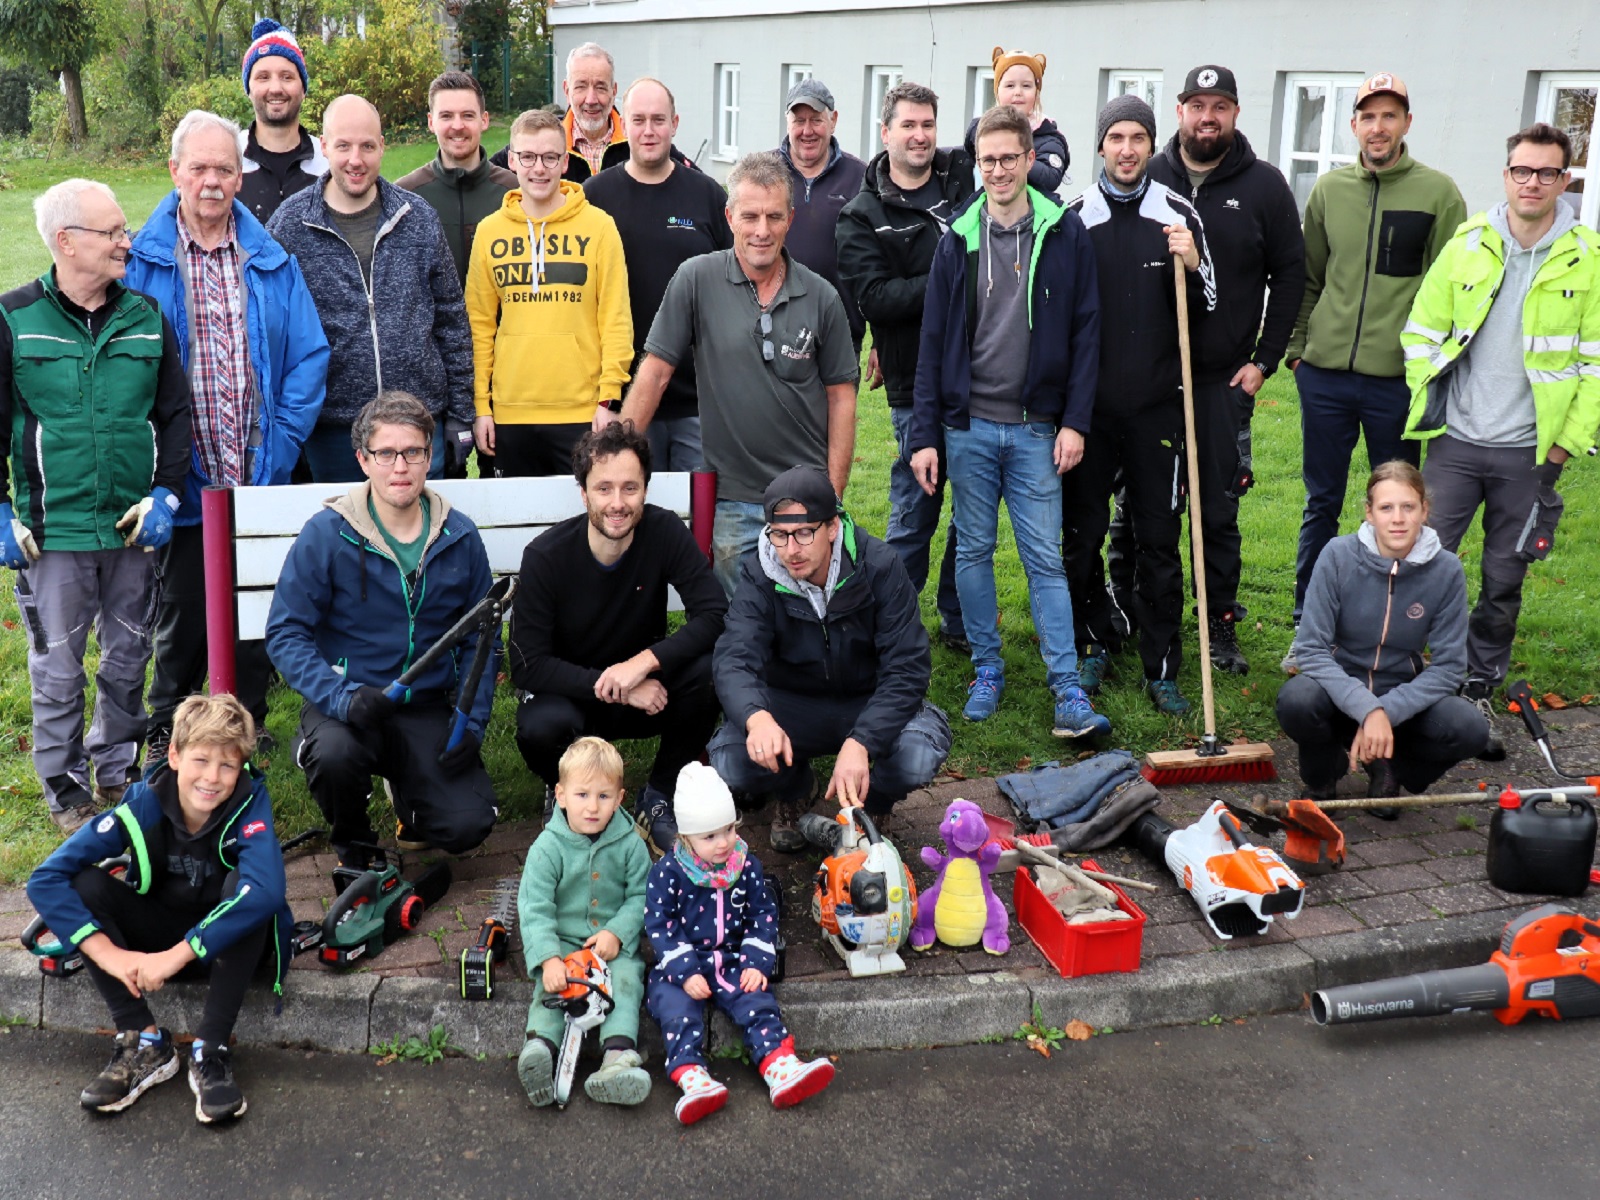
[267,94,474,483]
[127,109,329,757]
[265,392,499,865]
[908,105,1109,739]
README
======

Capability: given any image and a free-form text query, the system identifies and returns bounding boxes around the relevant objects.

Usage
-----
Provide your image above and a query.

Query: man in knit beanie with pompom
[238,18,327,225]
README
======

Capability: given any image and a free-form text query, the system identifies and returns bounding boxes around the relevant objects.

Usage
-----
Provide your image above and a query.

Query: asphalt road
[0,1011,1595,1200]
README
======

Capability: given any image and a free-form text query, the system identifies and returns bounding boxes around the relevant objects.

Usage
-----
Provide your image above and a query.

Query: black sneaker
[1208,613,1250,675]
[80,1029,179,1113]
[634,784,677,854]
[1462,680,1508,762]
[1365,758,1402,820]
[188,1042,247,1123]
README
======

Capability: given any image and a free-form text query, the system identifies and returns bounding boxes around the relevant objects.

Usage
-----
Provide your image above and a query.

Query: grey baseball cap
[785,78,836,113]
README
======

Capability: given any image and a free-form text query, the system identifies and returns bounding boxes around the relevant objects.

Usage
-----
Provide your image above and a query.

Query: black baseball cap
[763,466,840,524]
[1178,65,1239,104]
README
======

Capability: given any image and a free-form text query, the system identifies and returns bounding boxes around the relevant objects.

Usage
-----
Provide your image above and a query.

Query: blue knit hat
[241,19,308,94]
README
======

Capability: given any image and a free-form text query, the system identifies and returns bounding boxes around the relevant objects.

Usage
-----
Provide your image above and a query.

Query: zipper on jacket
[1349,172,1382,372]
[1367,559,1399,693]
[306,206,408,392]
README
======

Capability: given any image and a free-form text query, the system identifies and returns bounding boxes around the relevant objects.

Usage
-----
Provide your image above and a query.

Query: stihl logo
[242,820,266,838]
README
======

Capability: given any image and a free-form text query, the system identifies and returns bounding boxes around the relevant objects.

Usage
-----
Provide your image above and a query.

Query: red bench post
[201,485,238,696]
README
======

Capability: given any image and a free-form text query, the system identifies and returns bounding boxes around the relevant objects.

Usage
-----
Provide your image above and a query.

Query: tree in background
[0,0,100,143]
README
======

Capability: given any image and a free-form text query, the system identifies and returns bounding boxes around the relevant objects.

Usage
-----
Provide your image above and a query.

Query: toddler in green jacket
[516,736,652,1107]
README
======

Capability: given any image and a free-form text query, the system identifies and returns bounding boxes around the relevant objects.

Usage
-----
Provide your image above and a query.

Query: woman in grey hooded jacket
[1276,462,1488,812]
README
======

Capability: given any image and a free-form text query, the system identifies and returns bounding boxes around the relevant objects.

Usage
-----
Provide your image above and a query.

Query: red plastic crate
[981,811,1015,846]
[1014,856,1145,977]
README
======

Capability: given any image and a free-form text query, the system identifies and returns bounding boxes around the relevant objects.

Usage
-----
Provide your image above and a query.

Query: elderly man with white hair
[127,110,329,761]
[491,42,626,182]
[0,179,192,832]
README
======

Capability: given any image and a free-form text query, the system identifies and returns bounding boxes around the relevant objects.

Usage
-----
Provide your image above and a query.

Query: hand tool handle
[1175,256,1217,746]
[1506,679,1547,742]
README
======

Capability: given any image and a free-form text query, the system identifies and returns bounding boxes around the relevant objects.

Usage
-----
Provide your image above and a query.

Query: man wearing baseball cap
[1145,65,1306,675]
[237,18,327,226]
[777,79,868,351]
[709,466,950,851]
[1282,72,1466,672]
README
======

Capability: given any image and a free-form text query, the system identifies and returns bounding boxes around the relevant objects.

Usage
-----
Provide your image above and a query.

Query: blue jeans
[1293,363,1417,618]
[646,415,703,472]
[944,417,1079,694]
[887,406,963,637]
[302,421,446,483]
[711,499,766,598]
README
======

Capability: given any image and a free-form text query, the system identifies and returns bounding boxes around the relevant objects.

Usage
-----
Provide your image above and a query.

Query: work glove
[444,416,475,473]
[1536,457,1566,488]
[0,501,40,569]
[114,486,180,551]
[437,727,481,775]
[345,685,397,731]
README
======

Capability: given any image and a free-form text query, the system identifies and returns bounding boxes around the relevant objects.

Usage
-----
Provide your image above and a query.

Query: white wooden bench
[200,472,708,692]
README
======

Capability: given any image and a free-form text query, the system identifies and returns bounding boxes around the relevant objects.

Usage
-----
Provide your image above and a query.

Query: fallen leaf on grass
[1,619,13,630]
[944,768,968,781]
[1064,1019,1095,1041]
[1580,695,1596,705]
[1542,693,1569,709]
[1015,756,1032,770]
[15,736,28,753]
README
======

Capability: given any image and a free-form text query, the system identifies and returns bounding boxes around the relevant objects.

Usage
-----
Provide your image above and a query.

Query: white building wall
[550,0,1598,214]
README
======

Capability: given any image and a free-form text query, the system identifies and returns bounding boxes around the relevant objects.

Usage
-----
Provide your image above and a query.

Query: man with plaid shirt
[128,109,328,760]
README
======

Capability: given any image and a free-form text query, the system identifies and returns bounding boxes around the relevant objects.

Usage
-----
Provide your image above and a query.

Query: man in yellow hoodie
[467,109,633,476]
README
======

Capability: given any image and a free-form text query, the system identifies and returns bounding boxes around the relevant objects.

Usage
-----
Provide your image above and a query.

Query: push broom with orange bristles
[1141,256,1275,787]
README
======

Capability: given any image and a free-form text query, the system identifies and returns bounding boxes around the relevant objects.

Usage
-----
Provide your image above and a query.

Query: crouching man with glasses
[709,466,952,851]
[266,391,500,867]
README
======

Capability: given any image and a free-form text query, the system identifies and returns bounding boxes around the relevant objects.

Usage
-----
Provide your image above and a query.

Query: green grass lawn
[1,136,1597,883]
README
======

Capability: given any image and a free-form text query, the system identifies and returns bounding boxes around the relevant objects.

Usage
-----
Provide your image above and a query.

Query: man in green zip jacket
[1283,73,1466,670]
[1,179,192,834]
[1401,122,1600,759]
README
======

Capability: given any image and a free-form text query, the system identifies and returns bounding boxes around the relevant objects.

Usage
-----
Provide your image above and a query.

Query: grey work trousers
[1423,434,1550,688]
[13,548,154,811]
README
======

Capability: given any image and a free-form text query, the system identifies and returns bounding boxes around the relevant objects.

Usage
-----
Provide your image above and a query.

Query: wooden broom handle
[1175,257,1216,739]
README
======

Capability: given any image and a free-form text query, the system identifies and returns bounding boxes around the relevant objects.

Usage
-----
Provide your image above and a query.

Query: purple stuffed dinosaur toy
[909,798,1010,954]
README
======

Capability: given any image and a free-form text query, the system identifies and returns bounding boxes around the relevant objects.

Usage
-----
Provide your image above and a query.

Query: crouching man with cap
[709,467,952,851]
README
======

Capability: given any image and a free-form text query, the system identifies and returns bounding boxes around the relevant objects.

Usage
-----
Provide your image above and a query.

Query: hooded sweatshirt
[464,180,633,425]
[1294,523,1470,726]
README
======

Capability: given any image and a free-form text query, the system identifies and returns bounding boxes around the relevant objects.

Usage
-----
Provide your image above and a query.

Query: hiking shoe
[1463,680,1507,762]
[517,1037,556,1107]
[770,796,809,854]
[936,624,971,655]
[634,784,677,854]
[80,1029,179,1113]
[761,1048,835,1109]
[1280,628,1302,675]
[1053,687,1112,739]
[51,802,99,836]
[1078,644,1112,694]
[963,667,1005,721]
[1146,679,1192,717]
[584,1048,652,1106]
[188,1042,247,1123]
[1365,758,1402,820]
[674,1064,729,1125]
[394,819,432,853]
[1208,614,1250,675]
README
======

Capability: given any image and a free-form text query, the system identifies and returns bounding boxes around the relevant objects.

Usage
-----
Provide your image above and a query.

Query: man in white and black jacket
[1064,94,1216,718]
[1146,65,1305,675]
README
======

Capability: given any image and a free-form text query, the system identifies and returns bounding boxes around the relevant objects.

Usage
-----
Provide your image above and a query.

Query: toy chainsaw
[320,849,452,967]
[460,877,519,1001]
[1313,904,1600,1026]
[800,808,917,977]
[1133,801,1304,939]
[541,947,614,1108]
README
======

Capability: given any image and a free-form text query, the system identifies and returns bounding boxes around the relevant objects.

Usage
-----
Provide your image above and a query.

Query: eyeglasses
[363,445,431,465]
[66,225,136,243]
[1508,165,1567,185]
[510,150,566,169]
[757,311,774,363]
[977,153,1027,174]
[765,523,821,547]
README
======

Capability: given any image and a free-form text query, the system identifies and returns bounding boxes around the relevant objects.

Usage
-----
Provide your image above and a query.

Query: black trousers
[75,866,269,1045]
[514,654,719,794]
[147,524,272,735]
[295,703,498,858]
[1063,402,1186,681]
[1275,673,1489,793]
[493,423,590,479]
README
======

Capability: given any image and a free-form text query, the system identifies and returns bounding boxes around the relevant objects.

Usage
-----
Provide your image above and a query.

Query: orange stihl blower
[1313,904,1600,1026]
[799,808,917,976]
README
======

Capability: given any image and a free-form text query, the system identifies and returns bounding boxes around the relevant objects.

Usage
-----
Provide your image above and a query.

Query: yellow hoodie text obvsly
[465,180,633,426]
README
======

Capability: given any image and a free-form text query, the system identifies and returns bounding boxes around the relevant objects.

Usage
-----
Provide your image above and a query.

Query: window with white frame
[784,64,813,100]
[714,63,740,161]
[1108,71,1162,114]
[865,65,903,152]
[968,66,996,124]
[1536,73,1598,228]
[1280,73,1364,213]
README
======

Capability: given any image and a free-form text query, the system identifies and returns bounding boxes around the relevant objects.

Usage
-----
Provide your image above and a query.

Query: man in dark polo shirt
[585,77,732,472]
[620,151,860,596]
[507,423,726,848]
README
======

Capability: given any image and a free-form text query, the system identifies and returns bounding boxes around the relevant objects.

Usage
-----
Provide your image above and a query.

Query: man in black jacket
[1146,65,1306,674]
[710,467,951,851]
[508,423,726,847]
[836,80,974,654]
[1064,94,1216,717]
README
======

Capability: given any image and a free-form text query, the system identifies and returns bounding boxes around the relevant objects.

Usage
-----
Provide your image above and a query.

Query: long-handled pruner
[382,576,517,753]
[1506,679,1600,785]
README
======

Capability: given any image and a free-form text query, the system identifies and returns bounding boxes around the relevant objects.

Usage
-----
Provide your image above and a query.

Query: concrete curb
[0,905,1515,1055]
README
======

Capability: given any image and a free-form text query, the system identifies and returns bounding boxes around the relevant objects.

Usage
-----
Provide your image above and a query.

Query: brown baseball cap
[1355,72,1409,111]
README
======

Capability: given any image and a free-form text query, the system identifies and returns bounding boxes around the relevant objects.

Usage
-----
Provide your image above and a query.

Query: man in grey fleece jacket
[1276,522,1488,802]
